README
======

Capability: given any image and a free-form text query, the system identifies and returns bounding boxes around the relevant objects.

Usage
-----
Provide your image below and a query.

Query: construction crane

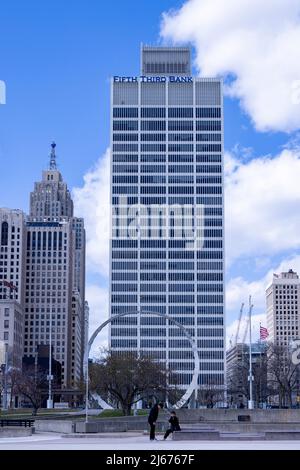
[242,297,254,344]
[242,316,250,344]
[234,303,244,346]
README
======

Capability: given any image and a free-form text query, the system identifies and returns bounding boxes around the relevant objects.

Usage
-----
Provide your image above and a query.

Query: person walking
[163,411,181,440]
[148,402,163,440]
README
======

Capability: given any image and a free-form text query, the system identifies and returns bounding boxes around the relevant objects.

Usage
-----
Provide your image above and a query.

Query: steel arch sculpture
[85,310,200,409]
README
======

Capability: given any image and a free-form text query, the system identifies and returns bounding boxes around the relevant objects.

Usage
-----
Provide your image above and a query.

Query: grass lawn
[0,408,80,419]
[96,409,148,418]
[0,408,149,420]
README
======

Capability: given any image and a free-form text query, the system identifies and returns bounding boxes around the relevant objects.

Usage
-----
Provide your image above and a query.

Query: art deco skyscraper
[24,144,86,389]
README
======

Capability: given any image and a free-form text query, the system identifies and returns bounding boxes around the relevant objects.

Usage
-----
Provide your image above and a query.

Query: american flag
[260,325,269,340]
[1,280,17,291]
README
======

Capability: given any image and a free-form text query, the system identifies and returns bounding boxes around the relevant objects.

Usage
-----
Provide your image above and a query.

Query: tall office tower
[71,217,86,382]
[266,269,300,346]
[109,46,225,401]
[24,144,86,389]
[0,209,26,369]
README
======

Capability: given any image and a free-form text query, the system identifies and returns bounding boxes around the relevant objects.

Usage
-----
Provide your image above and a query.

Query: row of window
[110,339,224,352]
[112,186,222,195]
[122,316,224,326]
[170,350,223,359]
[113,206,223,218]
[113,164,222,173]
[110,305,224,315]
[111,283,223,293]
[113,107,221,118]
[112,240,223,250]
[113,154,222,163]
[113,175,222,184]
[111,327,223,337]
[112,250,223,259]
[113,120,222,132]
[112,196,223,206]
[111,294,223,303]
[27,231,67,250]
[113,144,222,152]
[113,133,222,142]
[111,284,220,293]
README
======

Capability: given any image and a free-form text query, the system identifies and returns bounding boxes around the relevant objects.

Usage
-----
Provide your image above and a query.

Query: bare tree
[267,343,299,407]
[227,343,269,406]
[197,384,224,408]
[7,368,20,408]
[14,366,48,415]
[0,370,3,407]
[89,351,171,415]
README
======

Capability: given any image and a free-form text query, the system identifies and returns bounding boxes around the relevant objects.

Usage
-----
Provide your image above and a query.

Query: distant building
[266,270,300,346]
[23,143,86,391]
[22,345,62,407]
[0,209,26,369]
[226,343,267,407]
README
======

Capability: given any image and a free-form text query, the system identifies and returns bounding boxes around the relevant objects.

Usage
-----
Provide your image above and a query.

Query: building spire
[49,142,57,170]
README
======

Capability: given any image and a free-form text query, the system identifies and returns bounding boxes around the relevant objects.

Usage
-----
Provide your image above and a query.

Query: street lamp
[47,300,53,409]
[85,350,89,424]
[1,344,8,411]
[248,297,254,410]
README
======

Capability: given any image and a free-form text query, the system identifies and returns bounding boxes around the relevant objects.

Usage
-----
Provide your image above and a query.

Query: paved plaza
[0,433,300,450]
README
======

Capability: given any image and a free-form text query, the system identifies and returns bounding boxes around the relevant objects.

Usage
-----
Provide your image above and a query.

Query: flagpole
[259,322,261,344]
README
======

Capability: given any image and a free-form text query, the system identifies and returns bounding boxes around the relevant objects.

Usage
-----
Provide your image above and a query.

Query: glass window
[1,222,8,246]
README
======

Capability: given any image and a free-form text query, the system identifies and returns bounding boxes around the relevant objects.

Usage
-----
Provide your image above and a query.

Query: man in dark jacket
[148,402,163,440]
[163,411,181,440]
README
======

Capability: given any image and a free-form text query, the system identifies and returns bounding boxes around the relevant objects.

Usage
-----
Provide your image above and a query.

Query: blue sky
[0,0,287,210]
[2,0,300,348]
[0,0,183,208]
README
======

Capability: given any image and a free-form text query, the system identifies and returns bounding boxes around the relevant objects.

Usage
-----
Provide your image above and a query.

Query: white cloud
[226,313,266,349]
[225,148,300,264]
[73,148,110,277]
[226,254,300,348]
[85,284,109,358]
[226,276,269,314]
[72,150,111,352]
[161,0,300,132]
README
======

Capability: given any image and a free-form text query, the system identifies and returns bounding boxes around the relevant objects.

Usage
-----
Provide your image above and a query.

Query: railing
[0,419,34,428]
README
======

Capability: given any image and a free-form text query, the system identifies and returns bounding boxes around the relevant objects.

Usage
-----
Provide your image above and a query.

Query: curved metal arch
[85,310,200,409]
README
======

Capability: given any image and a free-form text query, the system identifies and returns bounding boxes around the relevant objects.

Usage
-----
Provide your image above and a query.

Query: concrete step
[173,431,220,441]
[65,432,142,439]
[220,433,265,441]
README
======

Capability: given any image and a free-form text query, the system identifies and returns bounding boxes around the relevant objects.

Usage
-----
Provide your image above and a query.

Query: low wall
[265,431,300,440]
[0,427,33,437]
[75,416,168,434]
[176,409,300,423]
[183,422,300,432]
[34,420,75,434]
[33,410,300,434]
